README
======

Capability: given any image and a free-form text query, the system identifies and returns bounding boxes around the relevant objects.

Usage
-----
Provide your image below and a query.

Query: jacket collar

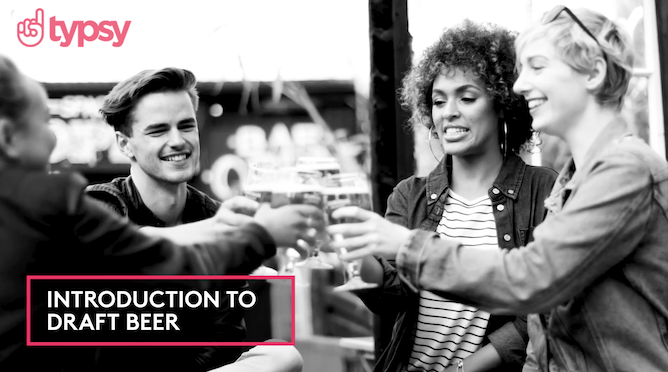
[559,116,633,188]
[121,175,146,212]
[121,175,200,226]
[426,153,527,205]
[581,116,633,172]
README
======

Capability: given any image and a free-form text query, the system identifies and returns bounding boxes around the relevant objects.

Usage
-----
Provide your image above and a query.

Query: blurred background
[1,0,666,371]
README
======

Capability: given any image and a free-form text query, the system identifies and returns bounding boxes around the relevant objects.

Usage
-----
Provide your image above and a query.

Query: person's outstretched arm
[331,147,654,315]
[69,176,276,275]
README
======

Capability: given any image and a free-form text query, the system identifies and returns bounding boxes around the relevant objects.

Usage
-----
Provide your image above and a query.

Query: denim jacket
[357,154,557,372]
[397,117,668,371]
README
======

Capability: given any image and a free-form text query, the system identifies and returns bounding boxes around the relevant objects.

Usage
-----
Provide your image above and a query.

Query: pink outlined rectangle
[26,275,295,347]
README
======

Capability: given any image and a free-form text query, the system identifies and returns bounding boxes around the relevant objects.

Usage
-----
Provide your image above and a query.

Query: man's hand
[213,205,255,228]
[139,220,220,245]
[326,206,410,261]
[221,196,259,216]
[138,205,256,245]
[254,204,325,248]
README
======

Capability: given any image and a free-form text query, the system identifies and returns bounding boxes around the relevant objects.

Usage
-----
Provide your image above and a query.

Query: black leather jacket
[0,169,274,371]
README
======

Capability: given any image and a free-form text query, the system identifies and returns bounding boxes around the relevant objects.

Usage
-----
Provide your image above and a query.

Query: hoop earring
[427,126,443,163]
[427,126,439,140]
[501,121,508,160]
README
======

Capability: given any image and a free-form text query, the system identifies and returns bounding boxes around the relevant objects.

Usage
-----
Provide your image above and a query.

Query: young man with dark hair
[86,67,304,372]
[0,55,314,372]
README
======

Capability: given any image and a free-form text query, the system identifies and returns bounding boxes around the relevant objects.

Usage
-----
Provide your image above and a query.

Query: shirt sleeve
[384,180,410,228]
[355,182,415,316]
[85,184,129,218]
[396,148,653,314]
[486,316,528,367]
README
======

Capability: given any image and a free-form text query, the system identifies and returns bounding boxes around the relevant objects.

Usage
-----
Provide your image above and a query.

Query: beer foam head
[295,157,341,171]
[272,183,323,194]
[243,183,275,192]
[323,186,369,195]
[324,173,369,188]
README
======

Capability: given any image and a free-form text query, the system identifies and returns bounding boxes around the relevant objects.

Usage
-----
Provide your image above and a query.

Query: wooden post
[368,0,414,215]
[656,0,668,158]
[368,0,413,361]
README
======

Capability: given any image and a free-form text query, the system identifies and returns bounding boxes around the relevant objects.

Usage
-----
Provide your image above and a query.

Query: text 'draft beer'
[26,276,294,346]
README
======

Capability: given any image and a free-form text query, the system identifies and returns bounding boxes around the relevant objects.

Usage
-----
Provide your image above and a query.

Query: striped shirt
[407,189,497,372]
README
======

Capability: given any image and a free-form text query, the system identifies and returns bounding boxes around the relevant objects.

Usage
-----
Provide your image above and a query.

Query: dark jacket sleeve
[355,179,415,316]
[384,178,411,227]
[193,278,249,369]
[486,166,557,368]
[486,315,529,367]
[85,180,250,368]
[67,176,276,276]
[84,185,128,218]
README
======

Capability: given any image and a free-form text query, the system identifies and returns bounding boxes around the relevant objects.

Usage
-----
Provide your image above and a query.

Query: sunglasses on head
[541,5,601,46]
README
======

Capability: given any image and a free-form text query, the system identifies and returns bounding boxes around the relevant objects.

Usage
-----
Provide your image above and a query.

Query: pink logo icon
[17,9,131,48]
[17,8,45,47]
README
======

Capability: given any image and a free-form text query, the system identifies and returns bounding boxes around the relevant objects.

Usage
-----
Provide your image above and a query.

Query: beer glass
[270,168,330,270]
[243,164,314,274]
[323,173,378,292]
[243,163,277,204]
[293,157,340,270]
[243,164,287,273]
[295,156,341,178]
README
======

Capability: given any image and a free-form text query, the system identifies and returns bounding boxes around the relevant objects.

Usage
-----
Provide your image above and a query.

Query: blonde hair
[516,8,634,109]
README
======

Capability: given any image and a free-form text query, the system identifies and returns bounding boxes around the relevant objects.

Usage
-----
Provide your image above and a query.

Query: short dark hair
[400,20,535,154]
[101,67,199,136]
[0,55,31,126]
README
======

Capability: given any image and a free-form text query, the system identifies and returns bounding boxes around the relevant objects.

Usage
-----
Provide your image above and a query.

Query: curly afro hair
[400,20,535,154]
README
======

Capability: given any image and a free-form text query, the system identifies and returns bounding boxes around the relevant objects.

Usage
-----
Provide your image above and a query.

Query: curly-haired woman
[346,20,557,372]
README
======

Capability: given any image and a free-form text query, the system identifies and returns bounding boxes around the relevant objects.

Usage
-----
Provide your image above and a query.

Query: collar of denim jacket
[425,153,525,204]
[577,116,633,177]
[492,153,526,200]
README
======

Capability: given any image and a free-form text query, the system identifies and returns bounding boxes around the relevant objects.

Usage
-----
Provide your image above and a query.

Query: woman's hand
[326,206,410,261]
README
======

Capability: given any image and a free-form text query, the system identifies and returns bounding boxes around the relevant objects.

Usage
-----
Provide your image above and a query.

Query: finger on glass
[322,173,377,292]
[274,164,333,270]
[271,169,331,270]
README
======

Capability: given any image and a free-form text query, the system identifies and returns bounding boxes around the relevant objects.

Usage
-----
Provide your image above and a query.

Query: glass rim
[295,156,339,162]
[325,172,367,178]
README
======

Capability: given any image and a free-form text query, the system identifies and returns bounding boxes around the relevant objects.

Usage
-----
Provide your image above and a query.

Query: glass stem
[311,240,323,258]
[284,258,295,274]
[349,260,360,277]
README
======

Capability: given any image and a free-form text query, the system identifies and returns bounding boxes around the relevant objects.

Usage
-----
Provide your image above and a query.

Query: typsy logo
[17,9,131,47]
